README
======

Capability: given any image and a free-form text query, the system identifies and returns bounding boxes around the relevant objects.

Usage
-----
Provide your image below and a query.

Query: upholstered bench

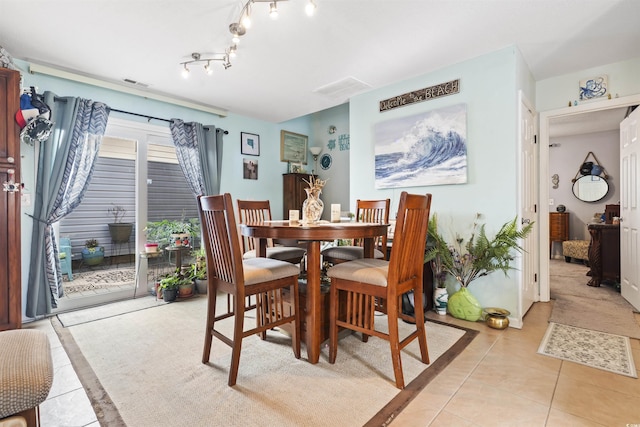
[562,240,590,264]
[0,329,54,427]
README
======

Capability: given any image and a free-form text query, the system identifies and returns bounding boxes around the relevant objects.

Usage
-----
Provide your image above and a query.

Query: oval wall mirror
[572,175,609,202]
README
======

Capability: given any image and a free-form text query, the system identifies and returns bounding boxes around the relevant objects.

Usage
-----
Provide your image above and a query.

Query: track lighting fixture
[305,0,316,16]
[269,2,278,19]
[180,0,317,78]
[180,52,230,78]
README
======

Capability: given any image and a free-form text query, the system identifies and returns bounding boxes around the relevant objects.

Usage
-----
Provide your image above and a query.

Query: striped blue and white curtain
[26,94,110,317]
[169,119,225,196]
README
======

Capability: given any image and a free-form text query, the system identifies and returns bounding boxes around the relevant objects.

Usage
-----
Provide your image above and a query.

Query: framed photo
[280,130,308,164]
[289,162,303,173]
[241,132,260,156]
[243,158,258,180]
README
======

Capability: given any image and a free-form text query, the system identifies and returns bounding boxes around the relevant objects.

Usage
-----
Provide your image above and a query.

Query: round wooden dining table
[240,220,389,364]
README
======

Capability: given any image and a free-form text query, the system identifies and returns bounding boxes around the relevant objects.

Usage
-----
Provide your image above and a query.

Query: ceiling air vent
[122,78,150,88]
[313,76,370,101]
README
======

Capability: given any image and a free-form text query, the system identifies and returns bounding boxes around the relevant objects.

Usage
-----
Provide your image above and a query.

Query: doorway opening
[539,93,640,303]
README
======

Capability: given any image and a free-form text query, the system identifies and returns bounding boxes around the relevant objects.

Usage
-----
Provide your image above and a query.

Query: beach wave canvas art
[375,103,467,188]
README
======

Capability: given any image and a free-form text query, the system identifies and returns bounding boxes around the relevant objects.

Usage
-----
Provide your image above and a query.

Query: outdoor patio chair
[59,237,73,281]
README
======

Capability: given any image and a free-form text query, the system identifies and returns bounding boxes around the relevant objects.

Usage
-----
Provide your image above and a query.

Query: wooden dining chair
[237,199,306,265]
[197,193,302,386]
[326,192,432,389]
[321,199,390,265]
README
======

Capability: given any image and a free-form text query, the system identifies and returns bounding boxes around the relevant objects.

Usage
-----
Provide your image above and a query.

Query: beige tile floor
[22,300,640,426]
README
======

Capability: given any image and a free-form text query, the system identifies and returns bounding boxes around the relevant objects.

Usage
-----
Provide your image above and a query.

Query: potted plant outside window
[159,269,192,302]
[107,204,134,244]
[186,248,207,294]
[424,214,533,322]
[81,238,105,266]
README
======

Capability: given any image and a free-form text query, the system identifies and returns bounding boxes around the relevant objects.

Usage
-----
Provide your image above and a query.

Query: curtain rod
[110,108,228,134]
[50,98,228,134]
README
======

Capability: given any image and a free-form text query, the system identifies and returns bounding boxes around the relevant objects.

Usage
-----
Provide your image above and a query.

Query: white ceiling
[1,0,639,123]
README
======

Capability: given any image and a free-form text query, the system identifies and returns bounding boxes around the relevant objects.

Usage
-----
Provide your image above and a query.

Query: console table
[587,223,620,287]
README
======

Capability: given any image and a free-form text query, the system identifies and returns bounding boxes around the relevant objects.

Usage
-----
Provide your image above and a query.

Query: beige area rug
[62,267,136,294]
[549,259,640,339]
[53,295,476,427]
[538,322,637,378]
[57,296,165,327]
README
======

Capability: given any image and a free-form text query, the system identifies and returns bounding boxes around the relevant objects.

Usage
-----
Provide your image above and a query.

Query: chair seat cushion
[327,258,389,287]
[321,246,385,261]
[0,330,53,419]
[243,246,306,262]
[243,257,301,285]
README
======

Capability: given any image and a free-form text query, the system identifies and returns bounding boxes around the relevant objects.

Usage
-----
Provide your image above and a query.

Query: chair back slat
[198,194,244,288]
[387,192,432,295]
[237,200,274,252]
[354,199,390,257]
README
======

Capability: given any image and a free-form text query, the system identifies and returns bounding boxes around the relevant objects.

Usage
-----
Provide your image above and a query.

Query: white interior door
[620,107,640,310]
[518,92,539,324]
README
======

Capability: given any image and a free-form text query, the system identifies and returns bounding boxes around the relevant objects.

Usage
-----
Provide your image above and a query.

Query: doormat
[538,322,637,378]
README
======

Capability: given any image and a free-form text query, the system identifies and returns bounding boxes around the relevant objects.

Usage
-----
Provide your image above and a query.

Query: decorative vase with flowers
[424,213,533,321]
[431,255,449,315]
[302,175,327,224]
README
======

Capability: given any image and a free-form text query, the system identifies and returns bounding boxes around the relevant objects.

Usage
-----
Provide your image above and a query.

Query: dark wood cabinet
[549,212,569,254]
[283,173,315,219]
[0,67,22,331]
[587,223,620,287]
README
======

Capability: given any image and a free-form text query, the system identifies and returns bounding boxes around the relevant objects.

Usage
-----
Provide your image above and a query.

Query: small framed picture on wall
[241,132,260,156]
[243,158,258,180]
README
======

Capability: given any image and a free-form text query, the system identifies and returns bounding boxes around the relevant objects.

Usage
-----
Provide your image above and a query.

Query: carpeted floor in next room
[548,259,640,339]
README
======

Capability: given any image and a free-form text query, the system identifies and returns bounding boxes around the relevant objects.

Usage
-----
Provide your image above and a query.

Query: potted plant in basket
[81,238,104,266]
[424,214,533,321]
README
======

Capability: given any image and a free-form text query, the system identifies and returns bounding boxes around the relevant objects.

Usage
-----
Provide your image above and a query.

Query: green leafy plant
[186,248,207,280]
[85,238,99,249]
[145,218,199,247]
[424,214,534,288]
[159,269,192,290]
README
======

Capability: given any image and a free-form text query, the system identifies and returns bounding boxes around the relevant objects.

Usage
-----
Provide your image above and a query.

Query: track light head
[269,2,278,19]
[305,0,317,16]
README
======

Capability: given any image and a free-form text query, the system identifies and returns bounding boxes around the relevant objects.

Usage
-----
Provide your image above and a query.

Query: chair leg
[328,281,339,364]
[386,296,405,389]
[202,290,218,363]
[291,280,301,359]
[412,286,430,364]
[228,293,246,386]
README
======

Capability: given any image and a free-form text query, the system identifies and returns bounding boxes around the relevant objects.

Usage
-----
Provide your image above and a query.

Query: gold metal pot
[484,307,510,330]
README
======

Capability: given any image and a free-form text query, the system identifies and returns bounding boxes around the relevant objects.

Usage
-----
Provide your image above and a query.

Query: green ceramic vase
[447,287,482,321]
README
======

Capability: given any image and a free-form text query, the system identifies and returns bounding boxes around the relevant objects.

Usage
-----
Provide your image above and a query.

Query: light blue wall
[307,103,350,219]
[349,46,525,313]
[536,57,640,112]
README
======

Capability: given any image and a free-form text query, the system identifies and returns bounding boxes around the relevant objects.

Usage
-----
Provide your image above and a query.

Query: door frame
[538,94,640,302]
